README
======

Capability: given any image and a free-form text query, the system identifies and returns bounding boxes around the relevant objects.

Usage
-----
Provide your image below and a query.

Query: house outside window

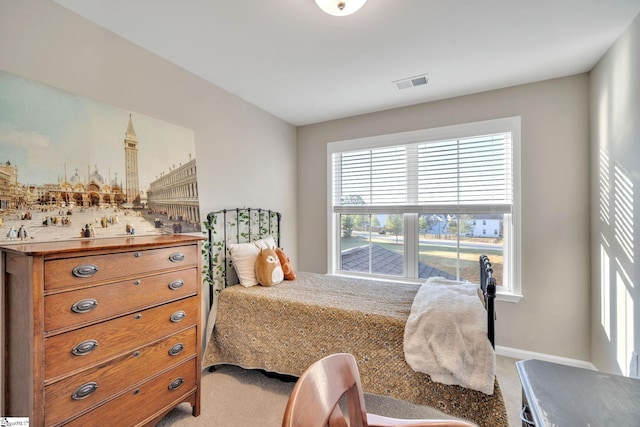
[328,117,521,299]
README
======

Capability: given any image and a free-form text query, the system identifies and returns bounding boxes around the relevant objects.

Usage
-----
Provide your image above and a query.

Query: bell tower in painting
[123,114,140,206]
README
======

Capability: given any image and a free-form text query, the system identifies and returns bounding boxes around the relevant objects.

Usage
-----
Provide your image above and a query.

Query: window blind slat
[333,204,512,214]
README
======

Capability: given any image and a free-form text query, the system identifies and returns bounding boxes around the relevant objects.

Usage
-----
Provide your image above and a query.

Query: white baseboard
[496,345,596,370]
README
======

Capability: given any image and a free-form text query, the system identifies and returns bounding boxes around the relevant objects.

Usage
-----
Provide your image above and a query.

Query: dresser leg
[192,390,201,417]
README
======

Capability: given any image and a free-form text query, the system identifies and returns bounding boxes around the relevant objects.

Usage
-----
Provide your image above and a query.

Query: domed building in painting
[56,166,125,208]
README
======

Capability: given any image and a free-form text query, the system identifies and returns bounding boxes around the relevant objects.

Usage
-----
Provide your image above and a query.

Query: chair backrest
[283,353,479,427]
[282,353,368,427]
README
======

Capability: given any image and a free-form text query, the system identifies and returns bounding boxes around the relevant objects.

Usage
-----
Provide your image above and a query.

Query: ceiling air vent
[393,74,429,90]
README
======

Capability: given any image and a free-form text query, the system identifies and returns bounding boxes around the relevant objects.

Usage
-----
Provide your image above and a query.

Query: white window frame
[326,117,522,302]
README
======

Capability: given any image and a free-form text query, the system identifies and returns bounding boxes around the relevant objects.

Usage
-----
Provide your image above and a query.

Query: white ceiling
[53,0,640,126]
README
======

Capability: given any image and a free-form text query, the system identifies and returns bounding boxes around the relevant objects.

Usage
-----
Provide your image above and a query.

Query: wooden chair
[282,353,477,427]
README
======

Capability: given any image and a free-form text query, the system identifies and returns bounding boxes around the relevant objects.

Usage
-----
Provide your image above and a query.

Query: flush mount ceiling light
[315,0,367,16]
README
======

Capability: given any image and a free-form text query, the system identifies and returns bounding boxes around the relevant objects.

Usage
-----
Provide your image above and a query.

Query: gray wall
[590,13,640,375]
[297,76,592,360]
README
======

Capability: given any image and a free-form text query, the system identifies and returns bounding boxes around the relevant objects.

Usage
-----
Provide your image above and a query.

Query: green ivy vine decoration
[201,212,225,293]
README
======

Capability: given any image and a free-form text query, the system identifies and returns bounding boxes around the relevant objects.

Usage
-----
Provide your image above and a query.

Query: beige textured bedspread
[202,271,507,427]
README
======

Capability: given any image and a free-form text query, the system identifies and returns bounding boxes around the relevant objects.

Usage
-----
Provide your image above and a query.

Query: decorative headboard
[203,208,281,305]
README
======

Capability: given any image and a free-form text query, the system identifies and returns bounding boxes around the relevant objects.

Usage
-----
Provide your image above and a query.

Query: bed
[201,208,507,427]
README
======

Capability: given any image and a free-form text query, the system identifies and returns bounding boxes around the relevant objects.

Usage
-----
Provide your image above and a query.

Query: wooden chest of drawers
[1,234,203,426]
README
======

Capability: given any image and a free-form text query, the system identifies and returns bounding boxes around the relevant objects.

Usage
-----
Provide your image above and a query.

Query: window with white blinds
[332,133,513,214]
[327,117,521,299]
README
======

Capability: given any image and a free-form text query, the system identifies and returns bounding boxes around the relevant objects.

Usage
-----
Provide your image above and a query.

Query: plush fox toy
[275,247,296,280]
[255,247,284,286]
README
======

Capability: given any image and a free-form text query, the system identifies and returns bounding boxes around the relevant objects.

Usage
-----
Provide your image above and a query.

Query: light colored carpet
[157,356,522,427]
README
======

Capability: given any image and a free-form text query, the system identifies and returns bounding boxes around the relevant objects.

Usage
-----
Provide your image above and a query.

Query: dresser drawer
[44,244,198,290]
[45,327,197,426]
[45,297,198,380]
[45,268,198,332]
[64,358,198,427]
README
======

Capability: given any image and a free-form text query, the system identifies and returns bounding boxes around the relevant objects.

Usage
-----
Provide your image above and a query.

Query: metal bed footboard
[479,254,497,348]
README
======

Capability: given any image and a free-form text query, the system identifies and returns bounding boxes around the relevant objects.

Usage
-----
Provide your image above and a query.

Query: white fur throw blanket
[403,277,495,395]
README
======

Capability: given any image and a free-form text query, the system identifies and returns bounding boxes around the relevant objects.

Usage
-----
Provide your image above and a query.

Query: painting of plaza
[0,70,200,244]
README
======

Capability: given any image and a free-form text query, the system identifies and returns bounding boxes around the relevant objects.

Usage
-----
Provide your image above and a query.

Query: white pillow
[228,235,276,287]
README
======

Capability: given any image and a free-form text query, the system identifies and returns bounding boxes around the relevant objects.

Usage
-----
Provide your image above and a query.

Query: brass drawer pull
[169,252,185,263]
[72,264,99,278]
[170,310,186,323]
[72,340,98,356]
[168,343,184,356]
[168,377,184,391]
[71,298,98,314]
[168,279,184,290]
[71,382,98,400]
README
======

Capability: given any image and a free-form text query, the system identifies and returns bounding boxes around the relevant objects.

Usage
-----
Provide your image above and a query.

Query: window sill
[496,291,522,303]
[331,271,523,302]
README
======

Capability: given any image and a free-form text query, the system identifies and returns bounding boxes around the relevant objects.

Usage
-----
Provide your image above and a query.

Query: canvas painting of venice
[0,70,200,243]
